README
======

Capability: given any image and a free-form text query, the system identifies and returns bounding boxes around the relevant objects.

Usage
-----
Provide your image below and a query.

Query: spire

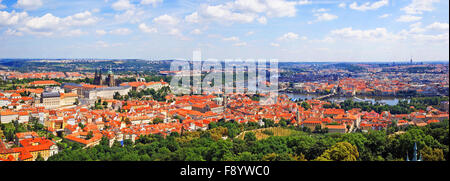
[108,65,113,75]
[413,142,418,161]
[136,71,139,82]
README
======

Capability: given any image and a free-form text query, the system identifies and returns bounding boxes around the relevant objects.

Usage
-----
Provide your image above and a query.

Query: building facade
[94,68,116,87]
[41,92,61,109]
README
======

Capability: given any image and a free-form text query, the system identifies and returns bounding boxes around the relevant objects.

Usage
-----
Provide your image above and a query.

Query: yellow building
[0,134,58,161]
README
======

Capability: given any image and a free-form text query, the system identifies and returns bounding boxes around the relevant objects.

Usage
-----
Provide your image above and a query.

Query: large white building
[84,86,132,100]
[0,111,18,124]
[40,92,61,109]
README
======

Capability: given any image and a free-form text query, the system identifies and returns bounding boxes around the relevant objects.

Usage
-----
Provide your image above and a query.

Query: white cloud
[153,14,179,26]
[185,12,200,23]
[96,30,107,36]
[317,13,337,21]
[270,42,280,47]
[411,33,449,43]
[313,13,337,23]
[338,2,346,8]
[223,36,240,41]
[330,27,398,41]
[65,29,87,37]
[398,22,449,44]
[92,8,101,13]
[408,22,426,33]
[21,10,98,34]
[140,0,163,6]
[15,0,43,10]
[349,0,388,11]
[109,28,132,35]
[14,12,68,36]
[308,12,338,24]
[246,31,255,36]
[190,29,202,35]
[4,28,23,36]
[167,28,186,39]
[64,11,99,26]
[278,32,300,41]
[114,9,146,23]
[401,0,440,15]
[233,42,247,47]
[94,41,124,48]
[111,0,148,24]
[427,22,449,32]
[112,0,135,11]
[379,14,390,18]
[312,8,329,13]
[25,13,62,31]
[396,15,422,22]
[188,0,311,25]
[233,0,300,18]
[257,16,267,24]
[0,0,6,9]
[400,23,448,43]
[297,0,311,5]
[0,11,28,27]
[199,4,256,24]
[234,0,267,13]
[139,23,157,33]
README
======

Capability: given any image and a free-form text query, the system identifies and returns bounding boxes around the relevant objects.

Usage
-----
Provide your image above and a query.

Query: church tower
[135,72,139,82]
[406,142,422,161]
[99,70,103,85]
[94,68,103,85]
[106,66,116,87]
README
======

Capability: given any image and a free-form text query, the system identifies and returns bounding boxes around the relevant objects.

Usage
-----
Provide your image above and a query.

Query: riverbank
[281,92,411,106]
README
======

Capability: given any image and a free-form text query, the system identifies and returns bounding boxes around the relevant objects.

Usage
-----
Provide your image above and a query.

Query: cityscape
[0,0,448,165]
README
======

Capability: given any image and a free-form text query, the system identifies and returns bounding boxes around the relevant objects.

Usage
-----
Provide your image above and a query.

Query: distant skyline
[0,0,449,62]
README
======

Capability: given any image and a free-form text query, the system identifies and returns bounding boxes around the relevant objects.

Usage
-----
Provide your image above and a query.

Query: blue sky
[0,0,448,62]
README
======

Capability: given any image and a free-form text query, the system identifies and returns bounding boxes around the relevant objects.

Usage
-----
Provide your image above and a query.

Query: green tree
[35,153,45,161]
[86,131,94,139]
[279,118,288,127]
[262,153,297,161]
[244,132,257,142]
[208,122,218,129]
[262,119,275,128]
[152,118,164,124]
[315,142,359,161]
[236,152,259,161]
[420,146,445,161]
[301,102,311,110]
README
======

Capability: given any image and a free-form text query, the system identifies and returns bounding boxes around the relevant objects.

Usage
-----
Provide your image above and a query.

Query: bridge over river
[316,93,336,100]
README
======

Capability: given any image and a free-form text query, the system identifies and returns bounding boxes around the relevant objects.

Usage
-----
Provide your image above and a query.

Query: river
[282,93,409,106]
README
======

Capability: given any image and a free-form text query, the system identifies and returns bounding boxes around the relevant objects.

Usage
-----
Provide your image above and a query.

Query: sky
[0,0,449,62]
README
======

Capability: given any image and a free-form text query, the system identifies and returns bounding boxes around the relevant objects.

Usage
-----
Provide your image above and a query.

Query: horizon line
[0,58,449,63]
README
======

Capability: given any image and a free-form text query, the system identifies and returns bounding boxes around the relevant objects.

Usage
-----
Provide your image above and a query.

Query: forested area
[47,119,449,161]
[114,86,171,102]
[327,97,449,114]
